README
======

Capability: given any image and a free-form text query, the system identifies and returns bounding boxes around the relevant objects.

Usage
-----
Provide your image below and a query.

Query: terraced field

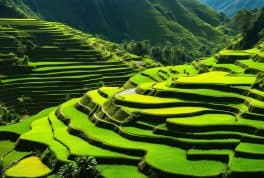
[0,18,142,114]
[0,39,263,177]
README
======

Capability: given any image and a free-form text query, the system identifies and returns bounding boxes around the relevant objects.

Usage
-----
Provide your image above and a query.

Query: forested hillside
[22,0,229,58]
[0,0,36,18]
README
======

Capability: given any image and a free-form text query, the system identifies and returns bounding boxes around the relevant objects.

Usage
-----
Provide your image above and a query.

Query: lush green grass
[198,56,217,67]
[60,99,227,177]
[176,71,255,85]
[99,87,120,98]
[125,106,209,116]
[85,90,107,106]
[230,157,264,173]
[238,59,264,71]
[49,110,138,159]
[236,142,264,155]
[0,140,14,157]
[0,107,54,135]
[167,114,236,126]
[2,150,31,167]
[5,156,51,177]
[98,165,147,178]
[116,93,182,104]
[212,64,245,74]
[167,113,264,130]
[188,149,233,156]
[129,73,156,85]
[20,116,69,162]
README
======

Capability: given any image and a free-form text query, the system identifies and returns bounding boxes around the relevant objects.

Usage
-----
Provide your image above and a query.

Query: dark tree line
[233,8,264,49]
[121,40,195,65]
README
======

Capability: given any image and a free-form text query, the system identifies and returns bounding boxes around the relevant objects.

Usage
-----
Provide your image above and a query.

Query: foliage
[22,55,29,65]
[74,156,99,177]
[57,156,99,178]
[58,162,79,178]
[17,95,32,104]
[0,0,37,18]
[22,0,228,57]
[232,8,264,49]
[234,9,253,37]
[122,41,195,65]
[252,72,264,91]
[0,104,21,125]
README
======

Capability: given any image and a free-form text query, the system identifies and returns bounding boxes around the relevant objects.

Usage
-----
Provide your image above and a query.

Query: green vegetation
[0,104,21,125]
[98,165,147,178]
[0,0,37,18]
[57,162,79,178]
[57,156,98,178]
[0,4,264,177]
[0,18,149,114]
[1,37,264,177]
[232,8,264,49]
[21,0,230,62]
[122,41,196,65]
[252,72,264,91]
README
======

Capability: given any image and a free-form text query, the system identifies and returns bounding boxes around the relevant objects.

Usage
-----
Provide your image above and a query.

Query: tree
[57,162,79,178]
[234,9,252,37]
[150,46,163,62]
[132,41,149,56]
[22,55,29,65]
[75,156,98,177]
[0,105,20,125]
[57,156,99,178]
[162,46,173,65]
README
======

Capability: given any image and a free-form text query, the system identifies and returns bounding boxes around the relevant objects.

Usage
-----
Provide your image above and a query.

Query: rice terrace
[0,0,264,178]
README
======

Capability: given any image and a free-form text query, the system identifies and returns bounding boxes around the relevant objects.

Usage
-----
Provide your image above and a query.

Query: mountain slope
[0,29,264,178]
[0,0,37,18]
[22,0,227,53]
[0,18,154,114]
[200,0,264,16]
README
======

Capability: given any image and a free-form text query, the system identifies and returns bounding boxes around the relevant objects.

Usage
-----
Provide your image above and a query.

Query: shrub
[57,156,99,178]
[74,156,99,177]
[57,162,79,178]
[0,105,21,125]
[17,95,32,103]
[198,65,209,74]
[220,167,231,178]
[22,55,30,65]
[41,149,57,169]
